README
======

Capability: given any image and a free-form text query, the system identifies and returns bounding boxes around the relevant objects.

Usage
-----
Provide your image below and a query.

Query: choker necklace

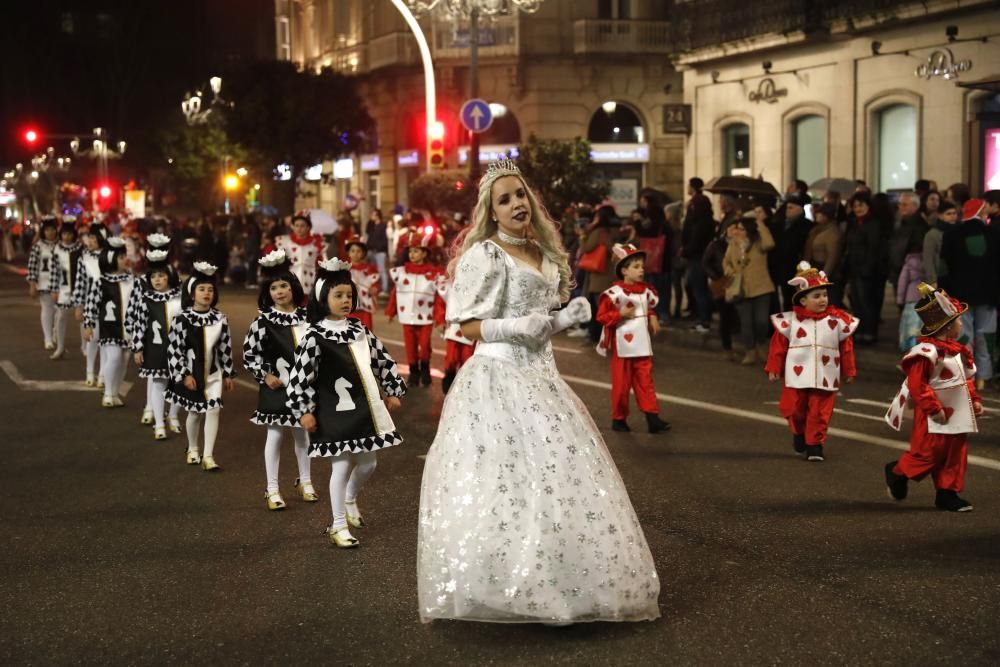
[497,229,528,246]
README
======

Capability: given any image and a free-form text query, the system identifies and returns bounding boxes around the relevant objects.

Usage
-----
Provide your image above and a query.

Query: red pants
[611,355,659,420]
[402,324,433,364]
[350,311,373,331]
[894,408,968,492]
[779,387,836,445]
[444,340,474,371]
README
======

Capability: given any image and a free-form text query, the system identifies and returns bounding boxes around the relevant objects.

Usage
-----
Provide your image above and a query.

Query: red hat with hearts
[612,243,646,277]
[787,261,832,302]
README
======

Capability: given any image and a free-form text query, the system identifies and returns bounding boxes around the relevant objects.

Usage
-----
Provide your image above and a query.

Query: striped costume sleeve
[241,317,271,384]
[166,315,192,383]
[367,329,407,397]
[285,333,319,419]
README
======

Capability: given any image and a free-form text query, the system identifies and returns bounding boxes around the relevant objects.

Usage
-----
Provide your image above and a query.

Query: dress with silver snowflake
[417,240,660,624]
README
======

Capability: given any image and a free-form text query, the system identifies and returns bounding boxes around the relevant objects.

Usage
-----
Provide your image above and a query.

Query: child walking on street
[345,236,380,331]
[166,262,236,471]
[595,243,670,434]
[287,258,406,548]
[884,283,983,512]
[386,229,444,387]
[83,237,134,408]
[26,216,60,351]
[765,261,859,461]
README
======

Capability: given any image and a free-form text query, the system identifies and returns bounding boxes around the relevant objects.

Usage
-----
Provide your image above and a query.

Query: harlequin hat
[788,261,832,301]
[612,243,646,278]
[187,261,218,294]
[313,257,352,301]
[258,248,293,278]
[962,198,985,221]
[915,282,967,336]
[344,234,367,254]
[146,233,171,249]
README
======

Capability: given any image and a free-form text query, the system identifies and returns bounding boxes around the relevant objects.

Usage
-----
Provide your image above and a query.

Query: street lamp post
[404,0,544,183]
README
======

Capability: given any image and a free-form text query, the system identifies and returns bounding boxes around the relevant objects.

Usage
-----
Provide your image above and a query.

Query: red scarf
[404,261,438,277]
[792,304,853,324]
[612,280,652,294]
[917,335,974,366]
[290,233,320,246]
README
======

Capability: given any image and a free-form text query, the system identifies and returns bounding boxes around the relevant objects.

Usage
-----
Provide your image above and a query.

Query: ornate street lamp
[181,75,231,126]
[404,0,544,183]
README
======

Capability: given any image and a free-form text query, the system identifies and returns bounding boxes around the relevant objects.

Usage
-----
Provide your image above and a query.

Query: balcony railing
[322,44,366,74]
[367,32,418,71]
[431,15,519,59]
[573,20,671,55]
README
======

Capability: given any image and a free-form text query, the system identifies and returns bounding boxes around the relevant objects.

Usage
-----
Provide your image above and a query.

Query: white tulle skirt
[417,351,661,624]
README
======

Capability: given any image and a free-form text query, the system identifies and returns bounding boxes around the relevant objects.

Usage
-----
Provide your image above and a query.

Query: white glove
[550,296,592,333]
[481,313,553,345]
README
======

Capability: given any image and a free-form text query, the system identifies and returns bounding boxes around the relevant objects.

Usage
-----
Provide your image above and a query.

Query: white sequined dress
[417,240,660,624]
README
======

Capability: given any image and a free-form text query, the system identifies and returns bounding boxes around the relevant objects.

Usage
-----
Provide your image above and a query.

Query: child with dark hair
[83,237,135,408]
[287,258,406,548]
[276,213,325,297]
[242,249,315,511]
[344,235,380,330]
[765,261,859,462]
[125,247,183,440]
[50,219,83,360]
[26,216,60,351]
[884,283,983,512]
[74,223,107,387]
[166,262,236,471]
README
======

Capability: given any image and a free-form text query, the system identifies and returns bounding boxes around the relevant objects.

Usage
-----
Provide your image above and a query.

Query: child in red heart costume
[595,243,670,434]
[883,283,983,512]
[386,229,445,387]
[344,236,380,331]
[765,261,858,461]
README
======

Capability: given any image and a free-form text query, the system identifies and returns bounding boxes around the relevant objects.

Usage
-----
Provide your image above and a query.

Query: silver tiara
[485,157,520,177]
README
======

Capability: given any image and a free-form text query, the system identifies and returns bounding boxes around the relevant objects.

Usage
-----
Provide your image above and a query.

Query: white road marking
[1,359,133,396]
[379,335,582,356]
[849,396,994,418]
[560,373,1000,472]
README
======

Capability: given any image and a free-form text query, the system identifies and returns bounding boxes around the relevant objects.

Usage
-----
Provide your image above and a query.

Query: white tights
[328,451,377,529]
[38,293,56,346]
[264,426,311,493]
[85,336,100,380]
[52,307,74,354]
[149,378,180,428]
[186,409,220,458]
[100,346,128,400]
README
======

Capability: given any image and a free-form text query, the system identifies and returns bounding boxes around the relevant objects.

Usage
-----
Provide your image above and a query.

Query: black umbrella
[809,177,857,197]
[704,175,780,199]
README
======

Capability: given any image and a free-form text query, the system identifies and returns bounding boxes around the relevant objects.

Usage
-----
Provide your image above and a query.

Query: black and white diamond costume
[244,307,309,426]
[26,219,59,349]
[73,227,105,384]
[50,221,83,358]
[165,307,235,413]
[82,241,134,405]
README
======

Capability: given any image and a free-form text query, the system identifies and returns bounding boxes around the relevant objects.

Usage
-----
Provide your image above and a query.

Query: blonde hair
[448,167,573,302]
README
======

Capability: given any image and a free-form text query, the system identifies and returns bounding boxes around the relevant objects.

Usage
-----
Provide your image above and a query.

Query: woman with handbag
[579,205,616,343]
[724,215,776,366]
[637,189,671,325]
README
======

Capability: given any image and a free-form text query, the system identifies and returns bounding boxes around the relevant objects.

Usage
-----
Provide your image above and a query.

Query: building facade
[275,0,683,218]
[671,0,1000,195]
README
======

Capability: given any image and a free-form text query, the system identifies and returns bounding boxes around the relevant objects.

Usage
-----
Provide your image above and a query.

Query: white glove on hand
[549,296,592,333]
[481,313,553,345]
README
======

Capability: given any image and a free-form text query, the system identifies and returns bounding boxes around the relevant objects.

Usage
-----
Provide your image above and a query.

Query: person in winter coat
[842,191,888,345]
[803,202,844,306]
[768,193,813,311]
[579,205,616,343]
[681,177,715,332]
[922,200,958,286]
[723,216,775,365]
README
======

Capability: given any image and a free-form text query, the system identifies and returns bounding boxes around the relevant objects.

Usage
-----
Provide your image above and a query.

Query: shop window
[793,115,826,185]
[876,104,917,191]
[722,123,750,176]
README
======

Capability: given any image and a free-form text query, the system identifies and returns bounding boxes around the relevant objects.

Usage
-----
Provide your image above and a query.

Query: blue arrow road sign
[460,99,493,134]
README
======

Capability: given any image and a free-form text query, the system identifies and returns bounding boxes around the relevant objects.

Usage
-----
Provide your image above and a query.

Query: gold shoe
[141,410,154,425]
[186,450,201,465]
[294,478,319,502]
[85,377,97,388]
[167,417,183,434]
[101,396,114,408]
[265,490,287,511]
[201,456,221,472]
[96,379,105,389]
[153,427,167,441]
[325,526,359,548]
[345,501,366,528]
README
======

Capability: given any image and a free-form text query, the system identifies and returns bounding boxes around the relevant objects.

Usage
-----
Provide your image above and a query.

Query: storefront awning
[957,75,1000,93]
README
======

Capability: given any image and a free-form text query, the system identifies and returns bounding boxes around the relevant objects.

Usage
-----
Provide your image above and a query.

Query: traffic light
[24,129,39,145]
[427,120,445,170]
[99,184,112,199]
[224,174,239,191]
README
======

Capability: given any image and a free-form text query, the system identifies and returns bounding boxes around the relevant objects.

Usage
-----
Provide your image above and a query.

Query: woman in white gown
[417,159,660,624]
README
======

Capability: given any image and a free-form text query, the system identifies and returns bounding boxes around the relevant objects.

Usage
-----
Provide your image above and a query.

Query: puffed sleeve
[447,241,507,324]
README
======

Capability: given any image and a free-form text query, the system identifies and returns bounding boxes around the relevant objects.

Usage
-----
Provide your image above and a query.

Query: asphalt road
[1,267,999,666]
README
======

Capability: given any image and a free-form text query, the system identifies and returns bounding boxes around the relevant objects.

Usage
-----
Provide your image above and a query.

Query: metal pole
[469,7,481,185]
[389,0,438,171]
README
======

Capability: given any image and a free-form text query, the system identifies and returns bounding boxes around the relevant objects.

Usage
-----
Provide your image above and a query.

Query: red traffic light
[427,120,445,170]
[427,121,444,141]
[24,129,39,144]
[99,185,112,198]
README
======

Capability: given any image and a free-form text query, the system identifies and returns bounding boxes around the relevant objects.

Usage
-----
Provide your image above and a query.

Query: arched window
[588,102,645,144]
[792,115,826,185]
[722,123,750,176]
[876,104,917,191]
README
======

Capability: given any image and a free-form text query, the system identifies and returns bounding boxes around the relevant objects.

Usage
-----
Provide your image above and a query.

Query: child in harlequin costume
[26,215,60,351]
[124,233,175,429]
[74,223,107,387]
[166,262,236,471]
[50,219,83,361]
[595,243,671,434]
[344,235,380,331]
[883,283,983,512]
[765,261,859,462]
[386,229,445,387]
[275,213,326,299]
[287,258,406,548]
[125,247,183,440]
[433,273,475,394]
[242,249,317,511]
[83,237,135,408]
